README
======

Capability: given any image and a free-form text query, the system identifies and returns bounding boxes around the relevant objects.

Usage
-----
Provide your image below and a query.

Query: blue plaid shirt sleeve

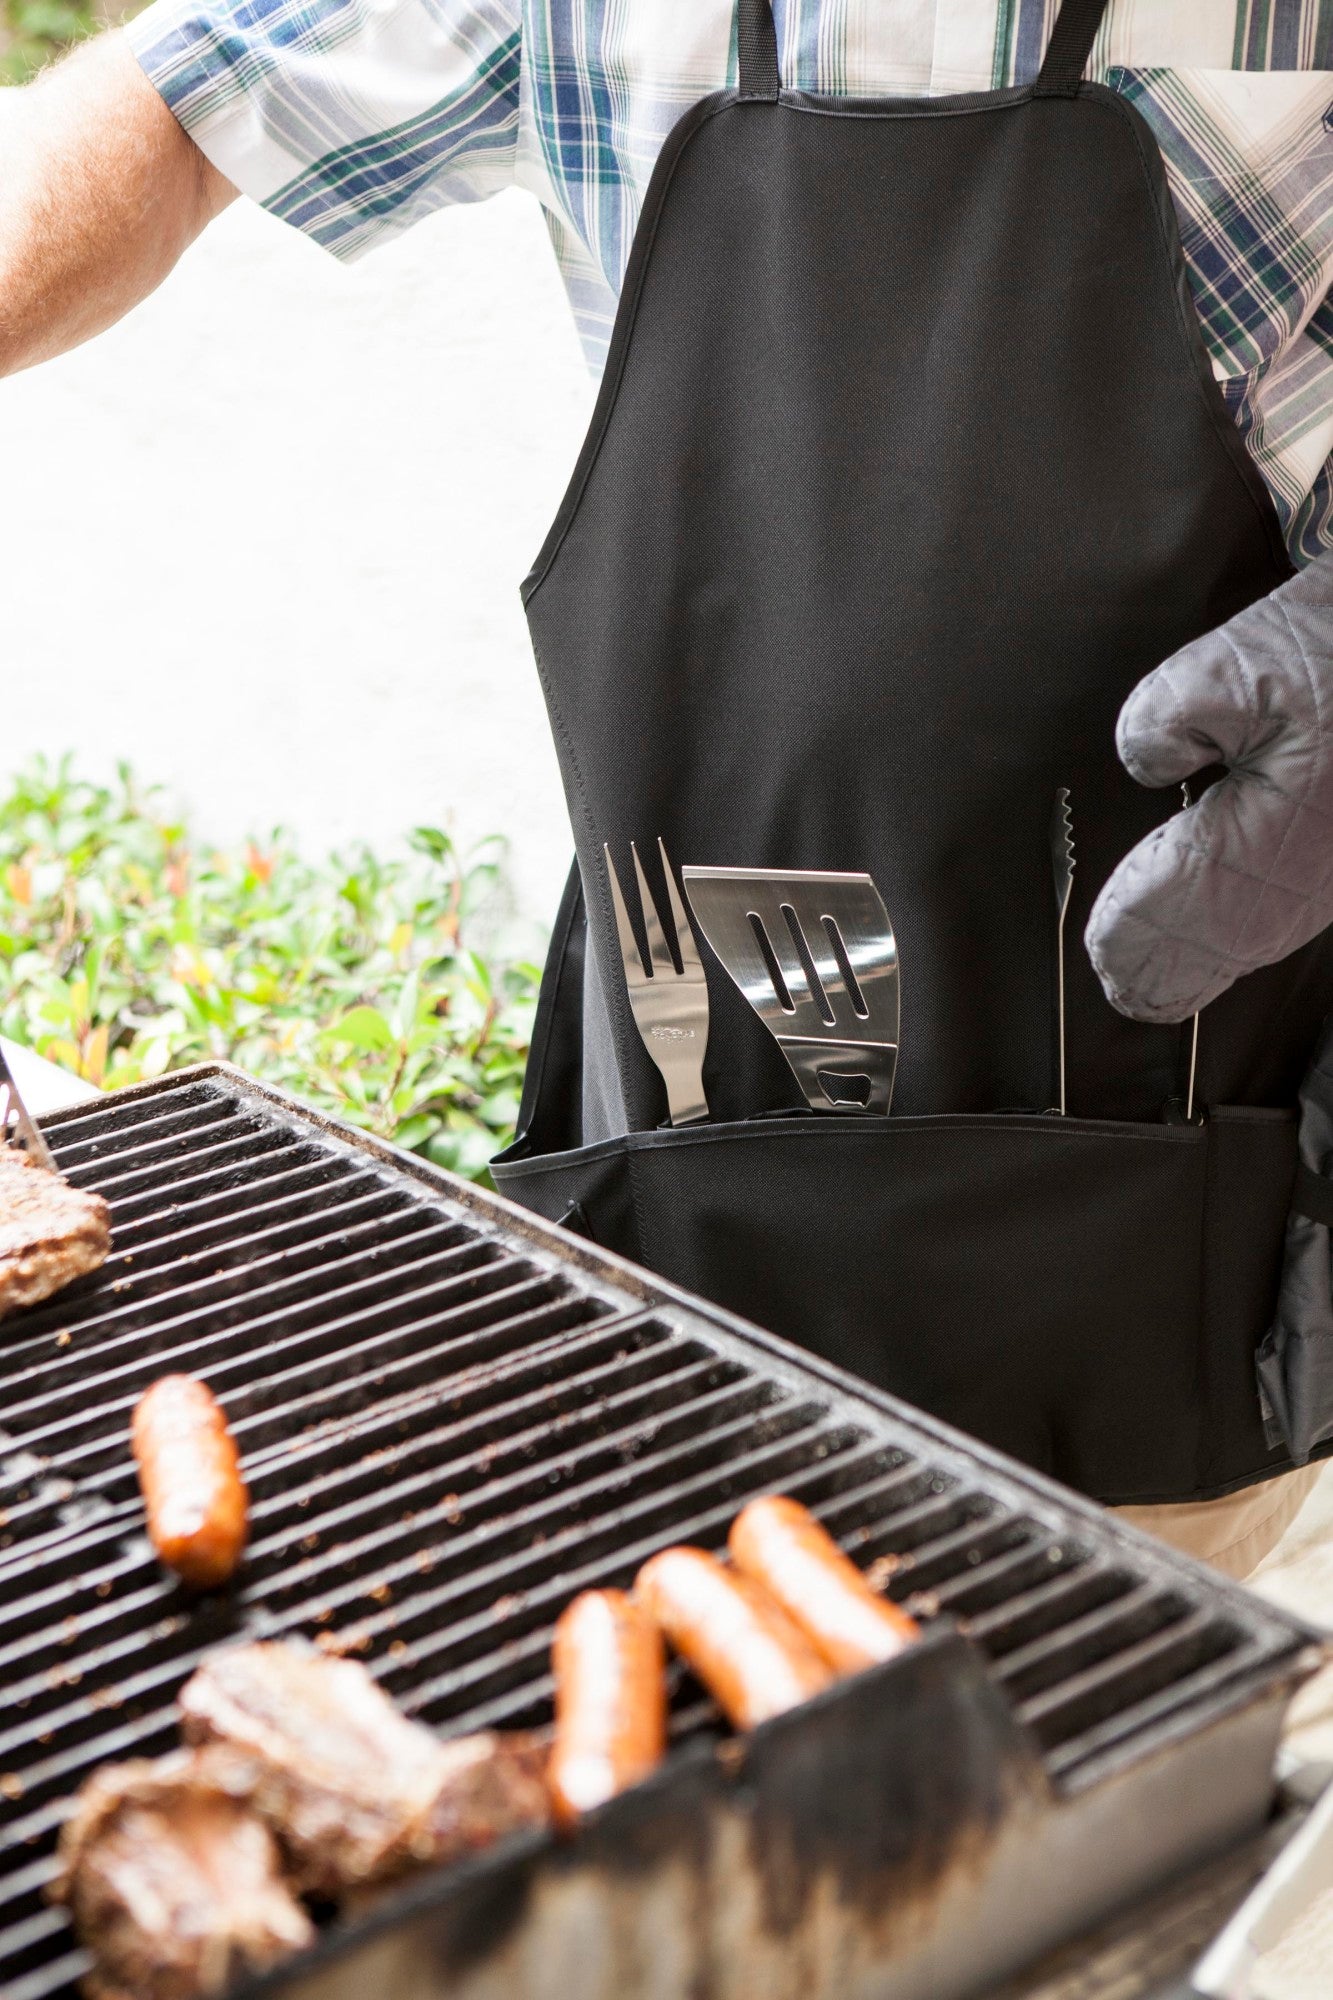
[126,0,523,262]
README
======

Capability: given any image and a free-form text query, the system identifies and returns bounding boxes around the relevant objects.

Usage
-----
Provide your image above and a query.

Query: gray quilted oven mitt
[1086,548,1333,1462]
[1086,547,1333,1027]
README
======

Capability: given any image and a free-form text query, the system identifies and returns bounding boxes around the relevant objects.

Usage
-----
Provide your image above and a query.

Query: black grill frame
[0,1065,1322,2000]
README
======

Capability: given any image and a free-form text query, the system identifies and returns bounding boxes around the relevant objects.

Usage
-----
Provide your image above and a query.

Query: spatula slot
[781,903,836,1024]
[747,911,797,1014]
[822,915,870,1019]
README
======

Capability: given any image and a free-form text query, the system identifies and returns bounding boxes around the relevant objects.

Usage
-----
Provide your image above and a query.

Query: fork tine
[658,838,703,972]
[604,845,647,986]
[632,842,676,977]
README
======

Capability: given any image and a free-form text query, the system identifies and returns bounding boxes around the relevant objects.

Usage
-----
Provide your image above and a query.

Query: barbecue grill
[0,1065,1324,2000]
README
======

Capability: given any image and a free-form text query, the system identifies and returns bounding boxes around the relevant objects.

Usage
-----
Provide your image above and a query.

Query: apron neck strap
[1035,0,1112,96]
[737,0,780,102]
[738,0,1110,105]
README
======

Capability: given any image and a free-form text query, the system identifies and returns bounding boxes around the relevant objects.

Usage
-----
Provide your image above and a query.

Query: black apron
[493,0,1333,1505]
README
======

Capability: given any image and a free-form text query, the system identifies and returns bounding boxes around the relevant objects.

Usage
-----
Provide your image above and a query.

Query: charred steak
[52,1746,313,2000]
[179,1642,549,1895]
[0,1152,110,1318]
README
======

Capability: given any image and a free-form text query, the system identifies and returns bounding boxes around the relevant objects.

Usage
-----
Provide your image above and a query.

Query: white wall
[1,189,594,930]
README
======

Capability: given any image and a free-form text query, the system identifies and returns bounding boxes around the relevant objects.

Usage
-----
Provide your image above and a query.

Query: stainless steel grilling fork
[604,839,710,1126]
[0,1044,58,1172]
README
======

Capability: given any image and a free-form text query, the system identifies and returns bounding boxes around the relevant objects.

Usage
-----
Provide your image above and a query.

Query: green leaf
[319,1005,397,1052]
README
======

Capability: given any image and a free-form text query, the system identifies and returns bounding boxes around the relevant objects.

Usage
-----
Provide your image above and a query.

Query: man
[4,1,1333,1576]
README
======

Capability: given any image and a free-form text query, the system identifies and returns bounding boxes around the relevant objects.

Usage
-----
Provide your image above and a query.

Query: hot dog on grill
[132,1375,249,1589]
[634,1545,831,1730]
[548,1589,666,1826]
[728,1495,919,1674]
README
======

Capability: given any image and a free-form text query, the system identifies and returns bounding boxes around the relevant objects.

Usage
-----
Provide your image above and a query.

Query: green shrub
[1,0,96,83]
[0,758,542,1182]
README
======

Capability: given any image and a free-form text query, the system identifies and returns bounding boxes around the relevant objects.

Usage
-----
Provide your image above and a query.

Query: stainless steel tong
[604,839,710,1125]
[0,1044,58,1172]
[1050,789,1075,1115]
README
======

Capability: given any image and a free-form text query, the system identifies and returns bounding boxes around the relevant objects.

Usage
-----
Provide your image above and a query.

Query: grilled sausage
[132,1376,248,1589]
[634,1546,831,1730]
[548,1589,666,1826]
[728,1496,919,1675]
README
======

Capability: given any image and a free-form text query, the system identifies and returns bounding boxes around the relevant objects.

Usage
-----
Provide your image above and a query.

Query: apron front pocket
[496,1113,1262,1503]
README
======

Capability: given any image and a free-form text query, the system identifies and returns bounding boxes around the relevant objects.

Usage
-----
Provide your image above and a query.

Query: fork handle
[659,1053,709,1127]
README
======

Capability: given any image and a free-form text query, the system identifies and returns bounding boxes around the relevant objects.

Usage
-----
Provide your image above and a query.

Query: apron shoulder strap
[1034,0,1112,96]
[737,0,1112,104]
[737,0,779,102]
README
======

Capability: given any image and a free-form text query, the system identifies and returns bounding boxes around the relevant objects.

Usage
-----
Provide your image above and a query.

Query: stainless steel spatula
[682,866,899,1114]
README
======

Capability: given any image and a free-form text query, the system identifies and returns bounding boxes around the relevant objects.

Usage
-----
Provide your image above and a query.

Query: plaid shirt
[129,1,1333,563]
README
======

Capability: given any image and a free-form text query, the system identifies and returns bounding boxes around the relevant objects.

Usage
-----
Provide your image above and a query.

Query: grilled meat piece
[132,1376,249,1589]
[179,1643,549,1895]
[0,1152,109,1319]
[51,1746,313,2000]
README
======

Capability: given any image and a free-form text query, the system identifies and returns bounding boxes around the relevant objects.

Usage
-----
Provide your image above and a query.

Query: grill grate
[0,1069,1313,2000]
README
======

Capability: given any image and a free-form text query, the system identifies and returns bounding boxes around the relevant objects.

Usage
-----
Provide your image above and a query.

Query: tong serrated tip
[1051,786,1075,919]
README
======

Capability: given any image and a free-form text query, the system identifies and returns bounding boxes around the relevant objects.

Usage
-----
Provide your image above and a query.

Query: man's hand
[0,32,236,376]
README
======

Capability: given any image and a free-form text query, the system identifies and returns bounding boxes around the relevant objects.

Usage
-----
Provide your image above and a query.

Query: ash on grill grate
[0,1070,1313,2000]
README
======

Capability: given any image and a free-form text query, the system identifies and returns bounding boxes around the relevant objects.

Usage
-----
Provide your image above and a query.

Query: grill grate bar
[99,1177,415,1275]
[80,1139,335,1228]
[1013,1609,1225,1738]
[101,1153,381,1240]
[966,1558,1135,1652]
[0,1343,739,1680]
[8,1951,90,2000]
[0,1289,620,1577]
[352,1437,898,1715]
[929,1538,1087,1613]
[231,1311,680,1483]
[60,1125,309,1202]
[40,1086,222,1155]
[3,1910,70,1967]
[990,1583,1184,1695]
[0,1422,880,1861]
[49,1098,255,1165]
[7,1253,551,1462]
[0,1202,462,1388]
[0,1304,632,1600]
[1040,1636,1274,1779]
[40,1271,588,1492]
[55,1110,271,1186]
[57,1120,306,1192]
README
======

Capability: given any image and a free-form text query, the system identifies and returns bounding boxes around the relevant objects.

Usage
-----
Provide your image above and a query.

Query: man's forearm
[0,32,236,377]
